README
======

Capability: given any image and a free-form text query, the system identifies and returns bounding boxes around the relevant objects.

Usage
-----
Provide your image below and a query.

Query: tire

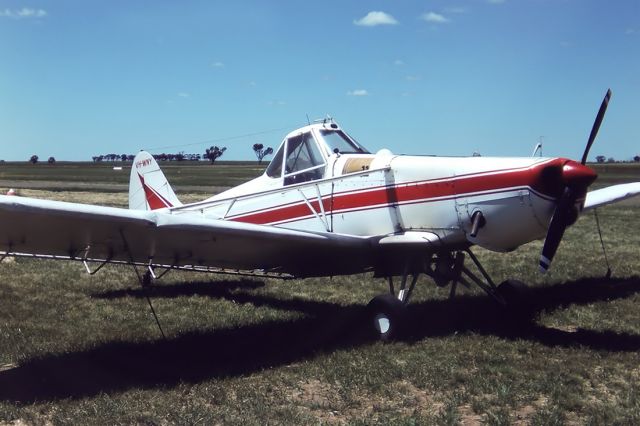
[497,279,533,321]
[366,294,406,341]
[497,279,528,305]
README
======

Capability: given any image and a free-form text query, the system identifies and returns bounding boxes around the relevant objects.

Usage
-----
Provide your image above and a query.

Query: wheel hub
[374,314,391,334]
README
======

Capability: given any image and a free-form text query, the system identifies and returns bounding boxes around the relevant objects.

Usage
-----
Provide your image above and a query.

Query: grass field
[1,162,640,424]
[0,161,267,195]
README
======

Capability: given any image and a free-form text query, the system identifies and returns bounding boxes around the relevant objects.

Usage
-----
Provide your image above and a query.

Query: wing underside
[0,195,375,278]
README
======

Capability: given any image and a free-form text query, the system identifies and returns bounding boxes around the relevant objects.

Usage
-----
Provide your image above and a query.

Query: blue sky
[0,1,638,162]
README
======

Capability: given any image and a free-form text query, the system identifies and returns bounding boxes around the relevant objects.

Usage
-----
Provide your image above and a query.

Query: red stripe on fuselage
[228,159,561,225]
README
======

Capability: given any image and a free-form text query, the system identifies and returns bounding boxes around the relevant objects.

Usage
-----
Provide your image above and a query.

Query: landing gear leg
[454,249,532,319]
[425,248,532,310]
[459,249,506,306]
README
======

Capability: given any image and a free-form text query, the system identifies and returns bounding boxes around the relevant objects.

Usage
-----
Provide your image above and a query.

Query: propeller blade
[539,189,574,272]
[540,90,610,272]
[581,89,612,165]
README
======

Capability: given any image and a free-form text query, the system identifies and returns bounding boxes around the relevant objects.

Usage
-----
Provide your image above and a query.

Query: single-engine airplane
[1,89,640,339]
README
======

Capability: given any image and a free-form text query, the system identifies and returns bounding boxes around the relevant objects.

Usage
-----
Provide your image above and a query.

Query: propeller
[539,89,611,273]
[581,89,612,165]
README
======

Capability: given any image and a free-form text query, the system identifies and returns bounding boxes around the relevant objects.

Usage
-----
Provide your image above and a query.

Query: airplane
[1,89,639,340]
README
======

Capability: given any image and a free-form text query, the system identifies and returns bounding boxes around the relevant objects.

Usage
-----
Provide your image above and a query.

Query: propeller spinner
[539,89,611,273]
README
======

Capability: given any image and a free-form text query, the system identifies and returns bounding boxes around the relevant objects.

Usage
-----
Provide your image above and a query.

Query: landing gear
[367,248,532,340]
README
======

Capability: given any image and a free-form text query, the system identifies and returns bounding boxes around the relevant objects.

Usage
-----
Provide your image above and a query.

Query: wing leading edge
[584,183,640,211]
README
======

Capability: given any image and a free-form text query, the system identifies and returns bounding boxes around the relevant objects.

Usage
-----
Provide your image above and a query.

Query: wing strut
[593,209,612,279]
[119,229,167,340]
[83,259,110,275]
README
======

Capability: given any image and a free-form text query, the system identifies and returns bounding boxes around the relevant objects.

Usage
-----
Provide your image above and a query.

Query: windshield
[319,130,369,154]
[265,143,285,178]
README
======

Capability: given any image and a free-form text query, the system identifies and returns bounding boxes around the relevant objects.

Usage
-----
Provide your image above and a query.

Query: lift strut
[119,229,166,339]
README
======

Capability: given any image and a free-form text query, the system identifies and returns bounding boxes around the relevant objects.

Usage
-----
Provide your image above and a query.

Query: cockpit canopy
[266,123,369,185]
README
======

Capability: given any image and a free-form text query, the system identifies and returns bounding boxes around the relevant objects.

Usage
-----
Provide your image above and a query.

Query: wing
[0,195,373,278]
[584,182,640,211]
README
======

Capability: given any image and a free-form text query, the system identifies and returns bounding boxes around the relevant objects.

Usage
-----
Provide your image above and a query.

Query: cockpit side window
[283,132,325,185]
[319,130,369,154]
[285,133,324,173]
[265,142,285,178]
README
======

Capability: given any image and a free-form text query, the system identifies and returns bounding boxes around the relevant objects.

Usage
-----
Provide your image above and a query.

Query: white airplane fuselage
[166,122,594,256]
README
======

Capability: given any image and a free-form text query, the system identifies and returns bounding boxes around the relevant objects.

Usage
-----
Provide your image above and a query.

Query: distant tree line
[91,152,202,162]
[92,154,135,162]
[151,152,202,162]
[28,155,56,164]
[27,141,281,165]
[595,155,640,163]
[43,142,279,165]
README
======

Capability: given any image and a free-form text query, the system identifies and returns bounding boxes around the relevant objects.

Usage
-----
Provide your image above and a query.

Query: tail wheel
[366,294,406,341]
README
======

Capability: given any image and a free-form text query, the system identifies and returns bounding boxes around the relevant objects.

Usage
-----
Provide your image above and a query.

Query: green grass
[0,161,266,194]
[0,163,640,424]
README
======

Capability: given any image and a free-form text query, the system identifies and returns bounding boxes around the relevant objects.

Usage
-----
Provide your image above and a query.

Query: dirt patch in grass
[458,404,483,425]
[291,379,333,409]
[512,396,548,425]
[288,379,445,423]
[0,421,34,426]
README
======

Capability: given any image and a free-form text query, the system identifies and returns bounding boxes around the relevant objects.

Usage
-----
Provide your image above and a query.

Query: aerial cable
[142,124,299,153]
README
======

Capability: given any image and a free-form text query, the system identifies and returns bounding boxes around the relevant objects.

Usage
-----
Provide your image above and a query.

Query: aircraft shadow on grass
[1,275,640,403]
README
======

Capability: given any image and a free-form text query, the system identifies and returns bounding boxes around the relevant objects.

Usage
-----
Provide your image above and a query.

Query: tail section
[129,151,182,210]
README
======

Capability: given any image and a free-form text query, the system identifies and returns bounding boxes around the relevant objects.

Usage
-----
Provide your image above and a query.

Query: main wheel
[497,279,528,305]
[497,279,533,321]
[366,294,406,341]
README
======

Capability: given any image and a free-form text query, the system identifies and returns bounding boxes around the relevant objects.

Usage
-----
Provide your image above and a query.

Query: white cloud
[354,11,398,27]
[0,8,47,19]
[211,61,225,68]
[347,89,369,96]
[177,92,190,98]
[405,75,421,81]
[394,59,405,66]
[625,28,637,35]
[421,12,450,24]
